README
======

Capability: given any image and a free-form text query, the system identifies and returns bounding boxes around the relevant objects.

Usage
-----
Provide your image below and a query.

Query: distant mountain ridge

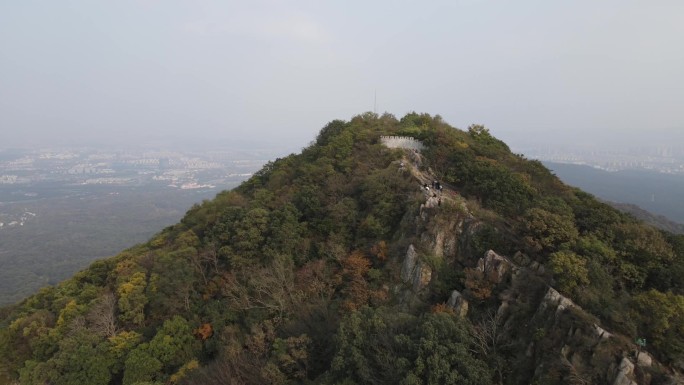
[606,201,684,235]
[543,161,684,224]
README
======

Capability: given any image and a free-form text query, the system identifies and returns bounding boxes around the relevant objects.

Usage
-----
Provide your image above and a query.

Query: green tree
[122,344,163,385]
[330,308,492,385]
[521,208,579,256]
[147,316,199,370]
[19,331,113,385]
[331,307,415,384]
[108,330,142,373]
[117,271,148,326]
[612,222,674,269]
[232,207,270,259]
[123,316,198,385]
[405,313,492,385]
[632,289,684,363]
[549,251,590,295]
[467,124,511,158]
[574,235,617,265]
[466,158,534,215]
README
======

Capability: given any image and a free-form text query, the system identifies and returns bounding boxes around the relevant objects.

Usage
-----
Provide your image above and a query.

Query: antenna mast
[374,89,377,114]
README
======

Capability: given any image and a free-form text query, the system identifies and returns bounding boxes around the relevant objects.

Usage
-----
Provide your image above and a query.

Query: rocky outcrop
[400,244,431,291]
[446,290,469,317]
[511,251,546,275]
[476,250,513,284]
[418,190,443,220]
[400,244,419,284]
[613,357,637,385]
[593,323,613,340]
[399,169,681,385]
[636,351,652,367]
[537,287,577,316]
[420,217,461,259]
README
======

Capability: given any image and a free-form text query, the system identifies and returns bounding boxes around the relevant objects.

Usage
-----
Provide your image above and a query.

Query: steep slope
[1,112,683,385]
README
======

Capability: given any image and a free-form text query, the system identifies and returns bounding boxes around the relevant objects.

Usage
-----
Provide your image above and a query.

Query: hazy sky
[1,1,683,152]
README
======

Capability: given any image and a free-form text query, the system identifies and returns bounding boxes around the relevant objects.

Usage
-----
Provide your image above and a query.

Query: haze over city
[2,0,683,153]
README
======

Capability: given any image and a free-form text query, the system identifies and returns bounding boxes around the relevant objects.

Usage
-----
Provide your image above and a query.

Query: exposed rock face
[511,252,547,275]
[456,220,483,262]
[446,290,469,317]
[538,287,577,316]
[400,244,418,283]
[423,194,440,209]
[521,284,633,384]
[594,323,613,340]
[420,218,461,260]
[476,250,513,284]
[636,351,652,367]
[416,265,432,291]
[397,171,681,384]
[613,357,637,385]
[400,244,431,291]
[528,260,545,275]
[512,251,531,266]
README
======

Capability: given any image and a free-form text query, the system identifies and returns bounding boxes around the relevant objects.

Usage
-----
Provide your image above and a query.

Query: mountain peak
[1,112,683,385]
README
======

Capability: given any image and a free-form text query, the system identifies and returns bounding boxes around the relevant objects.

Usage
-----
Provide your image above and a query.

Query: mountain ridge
[543,161,684,225]
[1,112,683,385]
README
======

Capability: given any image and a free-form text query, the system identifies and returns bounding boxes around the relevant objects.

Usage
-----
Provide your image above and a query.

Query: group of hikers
[423,180,443,193]
[422,180,443,206]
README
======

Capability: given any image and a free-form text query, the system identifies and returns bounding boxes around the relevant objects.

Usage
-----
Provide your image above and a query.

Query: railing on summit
[380,136,425,151]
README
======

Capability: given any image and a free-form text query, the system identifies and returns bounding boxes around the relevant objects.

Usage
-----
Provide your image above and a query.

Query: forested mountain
[1,113,683,385]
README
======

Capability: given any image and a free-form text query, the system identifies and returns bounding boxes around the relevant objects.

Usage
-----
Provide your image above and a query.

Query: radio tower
[374,89,377,114]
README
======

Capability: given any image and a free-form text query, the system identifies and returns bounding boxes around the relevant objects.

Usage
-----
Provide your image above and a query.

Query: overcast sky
[1,0,683,152]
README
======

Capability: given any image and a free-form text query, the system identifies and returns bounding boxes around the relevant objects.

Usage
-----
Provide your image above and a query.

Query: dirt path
[401,151,463,211]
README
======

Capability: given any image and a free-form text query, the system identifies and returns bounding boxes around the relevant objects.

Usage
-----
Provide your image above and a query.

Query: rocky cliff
[396,160,681,384]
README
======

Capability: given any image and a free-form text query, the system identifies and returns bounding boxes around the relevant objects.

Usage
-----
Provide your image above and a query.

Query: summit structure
[380,135,425,151]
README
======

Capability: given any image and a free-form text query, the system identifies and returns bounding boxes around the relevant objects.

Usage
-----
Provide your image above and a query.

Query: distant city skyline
[2,1,683,153]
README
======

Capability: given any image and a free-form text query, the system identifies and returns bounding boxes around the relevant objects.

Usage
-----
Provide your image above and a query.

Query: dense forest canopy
[1,112,683,385]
